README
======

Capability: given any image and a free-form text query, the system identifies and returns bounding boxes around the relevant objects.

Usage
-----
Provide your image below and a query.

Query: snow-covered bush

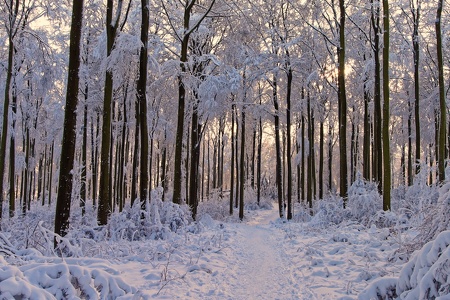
[103,189,191,241]
[360,230,450,300]
[0,255,147,299]
[244,187,273,210]
[308,195,349,227]
[414,182,450,249]
[197,189,229,221]
[347,174,382,224]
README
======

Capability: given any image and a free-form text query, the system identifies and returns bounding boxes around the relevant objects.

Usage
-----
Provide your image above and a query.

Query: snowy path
[224,207,299,299]
[114,203,402,299]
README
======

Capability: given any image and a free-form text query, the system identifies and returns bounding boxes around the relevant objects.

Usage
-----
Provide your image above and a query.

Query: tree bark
[338,0,348,204]
[273,77,284,218]
[138,0,150,210]
[54,0,84,243]
[436,0,446,183]
[371,0,383,192]
[382,0,391,210]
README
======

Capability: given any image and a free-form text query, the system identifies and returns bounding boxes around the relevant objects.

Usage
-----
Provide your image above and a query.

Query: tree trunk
[286,67,293,219]
[81,85,88,217]
[382,0,391,210]
[338,0,348,204]
[131,100,139,206]
[273,77,283,218]
[188,95,201,220]
[307,91,313,210]
[230,102,235,215]
[54,0,84,243]
[138,0,150,210]
[363,54,371,181]
[257,95,263,205]
[371,0,383,192]
[239,102,246,221]
[328,120,333,192]
[48,141,54,206]
[436,0,446,183]
[9,92,17,217]
[408,98,413,185]
[413,2,421,177]
[0,14,16,223]
[319,118,324,200]
[98,0,120,225]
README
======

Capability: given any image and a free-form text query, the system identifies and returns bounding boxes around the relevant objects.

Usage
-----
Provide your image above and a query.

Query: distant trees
[0,0,449,232]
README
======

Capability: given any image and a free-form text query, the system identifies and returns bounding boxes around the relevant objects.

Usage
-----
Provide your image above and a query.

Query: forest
[1,0,450,298]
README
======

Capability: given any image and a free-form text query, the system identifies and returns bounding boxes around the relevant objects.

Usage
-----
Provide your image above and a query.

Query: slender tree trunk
[173,2,195,205]
[296,120,301,202]
[48,141,54,206]
[9,92,17,217]
[408,98,413,185]
[81,85,88,216]
[273,77,283,218]
[350,108,356,184]
[118,91,128,211]
[363,54,371,181]
[382,0,391,210]
[251,127,256,189]
[413,2,421,176]
[307,91,313,210]
[372,0,383,192]
[54,0,84,242]
[188,95,201,220]
[230,102,235,214]
[138,0,150,209]
[0,15,17,223]
[436,0,446,183]
[98,0,119,225]
[286,66,293,219]
[301,89,306,200]
[41,145,47,207]
[23,129,30,216]
[131,101,139,206]
[257,100,263,205]
[90,113,99,207]
[338,0,348,204]
[328,120,333,192]
[319,118,324,199]
[239,102,246,221]
[311,103,316,199]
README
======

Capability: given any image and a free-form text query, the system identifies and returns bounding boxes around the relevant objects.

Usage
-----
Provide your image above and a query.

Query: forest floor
[0,200,409,299]
[112,202,404,299]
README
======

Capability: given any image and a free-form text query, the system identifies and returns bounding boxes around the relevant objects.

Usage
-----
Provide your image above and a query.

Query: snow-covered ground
[1,200,410,299]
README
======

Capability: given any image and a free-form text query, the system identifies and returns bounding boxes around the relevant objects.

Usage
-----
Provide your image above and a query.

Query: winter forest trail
[226,205,299,299]
[138,202,301,299]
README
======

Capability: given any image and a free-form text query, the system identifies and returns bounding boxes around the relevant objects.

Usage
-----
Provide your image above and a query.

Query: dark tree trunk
[239,103,246,221]
[382,0,391,210]
[371,0,383,192]
[257,98,263,205]
[230,102,235,214]
[286,67,293,219]
[9,92,17,217]
[138,0,150,209]
[131,101,139,206]
[436,0,446,183]
[413,2,421,177]
[307,91,313,210]
[54,0,84,243]
[319,118,324,200]
[273,77,283,218]
[338,0,348,204]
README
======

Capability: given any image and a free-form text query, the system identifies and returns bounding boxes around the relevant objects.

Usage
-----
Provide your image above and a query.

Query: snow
[1,200,419,299]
